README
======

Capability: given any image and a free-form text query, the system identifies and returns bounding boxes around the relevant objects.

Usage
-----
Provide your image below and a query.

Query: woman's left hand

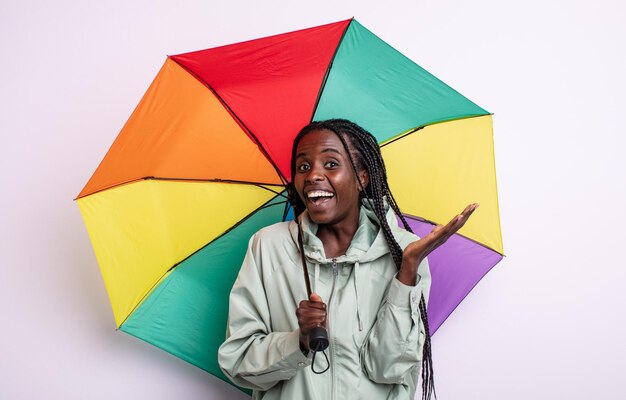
[397,203,479,286]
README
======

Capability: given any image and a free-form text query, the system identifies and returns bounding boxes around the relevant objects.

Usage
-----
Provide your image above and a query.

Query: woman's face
[293,129,368,227]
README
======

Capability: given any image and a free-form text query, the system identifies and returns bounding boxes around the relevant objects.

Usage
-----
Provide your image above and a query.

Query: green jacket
[218,200,431,399]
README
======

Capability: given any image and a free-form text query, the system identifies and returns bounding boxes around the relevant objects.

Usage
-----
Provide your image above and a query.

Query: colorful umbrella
[76,18,503,390]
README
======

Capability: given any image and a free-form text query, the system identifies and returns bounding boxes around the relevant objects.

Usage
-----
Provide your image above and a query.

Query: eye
[325,161,339,168]
[297,163,310,172]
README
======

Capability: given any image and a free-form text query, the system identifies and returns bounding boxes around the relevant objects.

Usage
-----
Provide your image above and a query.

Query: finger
[298,311,327,327]
[461,203,478,215]
[298,306,327,316]
[437,216,462,238]
[429,216,465,247]
[453,204,479,228]
[418,204,480,256]
[432,204,478,233]
[301,321,327,334]
[447,203,480,233]
[302,311,327,323]
[423,224,444,243]
[298,306,326,316]
[462,203,479,217]
[299,313,327,326]
[310,293,323,302]
[458,203,479,221]
[304,301,326,310]
[430,224,444,235]
[297,303,326,315]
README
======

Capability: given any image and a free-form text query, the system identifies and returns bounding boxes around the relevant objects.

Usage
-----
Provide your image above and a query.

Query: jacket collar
[288,197,399,265]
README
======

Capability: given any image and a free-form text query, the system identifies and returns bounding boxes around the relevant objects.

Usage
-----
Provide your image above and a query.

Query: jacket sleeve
[360,256,431,384]
[217,234,312,391]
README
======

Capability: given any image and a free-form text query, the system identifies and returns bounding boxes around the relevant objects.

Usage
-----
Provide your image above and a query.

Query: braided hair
[288,119,436,400]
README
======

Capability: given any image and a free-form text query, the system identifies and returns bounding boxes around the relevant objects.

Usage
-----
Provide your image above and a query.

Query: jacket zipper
[328,258,338,400]
[327,258,338,306]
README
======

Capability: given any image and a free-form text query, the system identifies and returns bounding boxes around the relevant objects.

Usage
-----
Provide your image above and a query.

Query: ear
[357,169,369,192]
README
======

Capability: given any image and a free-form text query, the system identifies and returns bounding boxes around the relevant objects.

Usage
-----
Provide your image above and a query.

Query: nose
[304,163,324,184]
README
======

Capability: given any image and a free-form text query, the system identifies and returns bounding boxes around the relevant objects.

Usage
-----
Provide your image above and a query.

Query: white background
[1,0,625,399]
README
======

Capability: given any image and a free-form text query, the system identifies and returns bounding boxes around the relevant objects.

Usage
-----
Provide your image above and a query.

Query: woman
[218,119,477,400]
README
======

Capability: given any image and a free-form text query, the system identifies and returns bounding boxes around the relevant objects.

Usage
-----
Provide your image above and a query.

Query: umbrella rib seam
[379,113,492,148]
[117,194,287,327]
[403,213,504,256]
[75,177,283,199]
[169,57,288,185]
[309,18,354,123]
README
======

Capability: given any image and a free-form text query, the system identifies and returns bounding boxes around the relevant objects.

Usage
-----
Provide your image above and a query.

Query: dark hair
[289,119,435,400]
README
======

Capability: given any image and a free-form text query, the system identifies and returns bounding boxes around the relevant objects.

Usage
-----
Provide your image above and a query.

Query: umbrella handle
[309,326,329,351]
[297,221,329,352]
[298,224,313,297]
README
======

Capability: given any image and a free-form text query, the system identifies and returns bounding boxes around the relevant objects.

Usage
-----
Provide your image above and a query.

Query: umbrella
[76,18,504,390]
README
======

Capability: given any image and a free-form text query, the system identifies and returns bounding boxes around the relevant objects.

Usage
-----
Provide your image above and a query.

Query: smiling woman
[218,119,477,400]
[293,129,368,256]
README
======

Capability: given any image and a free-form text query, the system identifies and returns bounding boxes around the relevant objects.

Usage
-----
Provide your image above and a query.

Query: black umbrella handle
[297,221,329,353]
[308,326,329,351]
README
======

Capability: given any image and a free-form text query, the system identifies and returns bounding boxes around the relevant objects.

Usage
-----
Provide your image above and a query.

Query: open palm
[398,203,479,285]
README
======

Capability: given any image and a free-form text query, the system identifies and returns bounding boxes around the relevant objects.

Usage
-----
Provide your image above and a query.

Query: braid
[290,119,436,400]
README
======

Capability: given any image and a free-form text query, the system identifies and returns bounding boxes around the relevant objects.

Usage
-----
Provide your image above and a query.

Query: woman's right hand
[296,293,327,351]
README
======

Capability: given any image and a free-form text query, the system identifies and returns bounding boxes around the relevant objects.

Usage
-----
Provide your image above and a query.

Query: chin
[306,212,329,225]
[303,208,331,224]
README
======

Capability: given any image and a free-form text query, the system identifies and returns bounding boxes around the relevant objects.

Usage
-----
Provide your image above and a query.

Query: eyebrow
[296,147,342,159]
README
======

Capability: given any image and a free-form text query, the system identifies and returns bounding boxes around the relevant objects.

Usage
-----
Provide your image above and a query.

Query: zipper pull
[332,258,338,276]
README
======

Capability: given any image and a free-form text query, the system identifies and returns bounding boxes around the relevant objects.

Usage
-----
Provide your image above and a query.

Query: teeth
[307,190,334,199]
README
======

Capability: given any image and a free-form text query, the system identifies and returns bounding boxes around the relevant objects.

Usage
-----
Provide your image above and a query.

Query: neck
[316,211,360,259]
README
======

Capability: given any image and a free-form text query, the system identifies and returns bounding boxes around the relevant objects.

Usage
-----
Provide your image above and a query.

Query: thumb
[309,293,323,302]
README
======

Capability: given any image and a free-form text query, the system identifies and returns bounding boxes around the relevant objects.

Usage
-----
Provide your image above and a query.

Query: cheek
[335,175,360,201]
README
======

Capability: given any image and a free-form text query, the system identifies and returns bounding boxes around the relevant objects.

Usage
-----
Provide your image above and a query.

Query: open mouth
[306,190,335,206]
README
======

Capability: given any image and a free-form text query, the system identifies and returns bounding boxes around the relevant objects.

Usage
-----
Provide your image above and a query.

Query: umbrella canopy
[76,18,503,390]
